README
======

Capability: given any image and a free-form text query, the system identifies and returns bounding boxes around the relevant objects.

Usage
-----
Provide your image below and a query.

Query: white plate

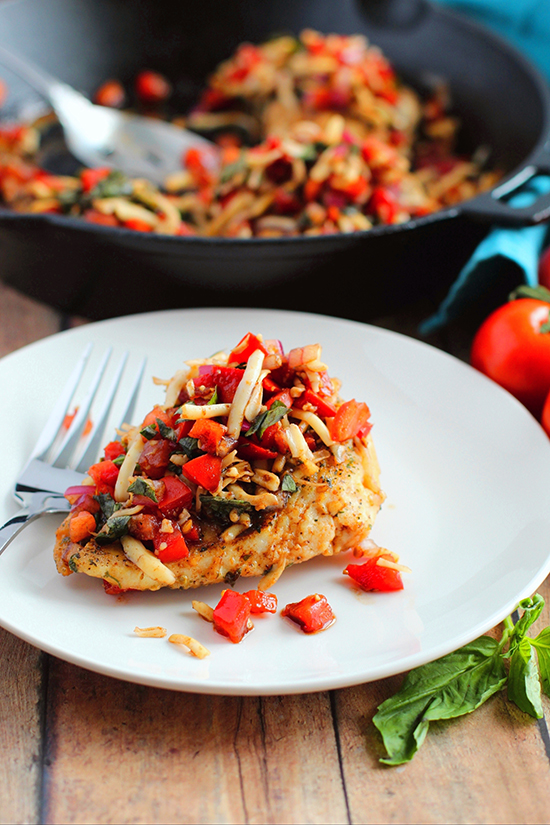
[1,307,549,696]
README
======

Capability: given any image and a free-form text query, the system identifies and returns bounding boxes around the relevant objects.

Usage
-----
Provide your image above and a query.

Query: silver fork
[0,345,146,555]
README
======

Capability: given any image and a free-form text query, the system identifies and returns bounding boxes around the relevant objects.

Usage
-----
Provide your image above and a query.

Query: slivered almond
[134,626,167,638]
[192,601,214,622]
[169,634,210,659]
[376,558,411,573]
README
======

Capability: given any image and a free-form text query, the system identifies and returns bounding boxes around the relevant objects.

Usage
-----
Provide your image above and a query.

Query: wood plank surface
[0,281,60,358]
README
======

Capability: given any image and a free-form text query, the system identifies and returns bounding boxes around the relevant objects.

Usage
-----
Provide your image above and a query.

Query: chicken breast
[54,438,384,591]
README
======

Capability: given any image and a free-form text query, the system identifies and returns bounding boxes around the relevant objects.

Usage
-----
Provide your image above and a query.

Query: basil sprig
[178,435,202,459]
[127,477,158,502]
[95,515,131,545]
[200,496,254,527]
[247,400,289,439]
[374,593,550,765]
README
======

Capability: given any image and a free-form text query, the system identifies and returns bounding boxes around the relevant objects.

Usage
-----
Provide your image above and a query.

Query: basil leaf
[220,155,247,184]
[95,515,131,545]
[510,594,545,651]
[200,495,253,527]
[507,636,543,718]
[247,401,289,439]
[127,478,158,502]
[90,170,133,199]
[140,424,158,440]
[178,436,202,459]
[281,474,298,493]
[156,418,177,442]
[531,627,550,696]
[112,454,126,467]
[373,637,506,765]
[208,387,218,405]
[95,492,121,520]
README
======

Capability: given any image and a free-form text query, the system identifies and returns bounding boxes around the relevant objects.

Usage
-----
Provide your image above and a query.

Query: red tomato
[158,476,193,518]
[282,594,335,633]
[542,388,550,437]
[244,590,278,614]
[181,454,222,493]
[124,218,153,232]
[88,460,119,494]
[236,439,278,461]
[135,70,172,104]
[294,388,337,418]
[196,365,244,403]
[228,332,268,366]
[80,167,111,193]
[471,298,550,418]
[103,441,125,461]
[93,79,126,108]
[344,556,403,592]
[188,419,226,454]
[330,399,371,442]
[154,525,189,563]
[213,590,252,643]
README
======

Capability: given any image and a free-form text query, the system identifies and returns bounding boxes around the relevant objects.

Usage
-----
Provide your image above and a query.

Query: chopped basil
[95,514,131,545]
[220,155,247,184]
[178,435,202,459]
[95,492,121,520]
[112,454,126,467]
[90,170,133,199]
[224,569,241,586]
[208,387,218,405]
[281,474,298,493]
[140,424,158,440]
[156,418,178,442]
[68,554,80,572]
[246,400,290,439]
[127,478,158,502]
[200,495,254,527]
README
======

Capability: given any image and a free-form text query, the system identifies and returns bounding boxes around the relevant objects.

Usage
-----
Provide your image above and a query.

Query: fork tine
[33,343,93,461]
[116,357,147,433]
[73,352,129,473]
[51,348,112,468]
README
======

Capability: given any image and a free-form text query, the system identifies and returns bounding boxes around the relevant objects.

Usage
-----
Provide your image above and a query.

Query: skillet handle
[461,145,550,226]
[356,0,429,27]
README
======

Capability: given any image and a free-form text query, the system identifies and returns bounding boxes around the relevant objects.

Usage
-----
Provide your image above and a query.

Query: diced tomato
[262,376,281,393]
[88,460,119,494]
[83,208,119,227]
[236,439,278,461]
[294,389,337,418]
[80,167,111,193]
[368,187,401,224]
[104,441,125,461]
[93,79,126,108]
[138,439,173,479]
[176,419,194,440]
[181,453,222,493]
[124,218,153,232]
[273,188,302,214]
[196,365,244,403]
[213,590,252,643]
[344,556,403,592]
[260,421,289,454]
[304,179,322,202]
[141,406,178,435]
[69,510,97,543]
[158,475,193,518]
[135,70,172,104]
[244,590,278,614]
[154,524,189,563]
[266,390,292,410]
[184,147,213,187]
[282,594,336,633]
[189,419,226,454]
[228,332,268,366]
[330,400,371,442]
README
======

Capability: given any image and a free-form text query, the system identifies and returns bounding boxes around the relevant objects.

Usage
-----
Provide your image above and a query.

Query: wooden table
[1,280,549,825]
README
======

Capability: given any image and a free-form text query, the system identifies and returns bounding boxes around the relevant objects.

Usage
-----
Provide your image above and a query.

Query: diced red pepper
[282,594,336,633]
[153,524,189,563]
[141,406,178,435]
[83,208,119,227]
[344,556,403,592]
[135,70,172,104]
[196,365,244,403]
[181,453,222,493]
[158,475,193,518]
[236,439,278,461]
[244,590,278,614]
[262,376,281,393]
[266,389,293,410]
[213,590,252,643]
[260,421,289,454]
[368,187,401,224]
[138,439,173,479]
[124,218,153,232]
[330,400,371,442]
[189,419,226,454]
[88,460,119,494]
[104,440,125,461]
[184,146,213,187]
[228,332,268,366]
[294,389,337,418]
[304,179,322,202]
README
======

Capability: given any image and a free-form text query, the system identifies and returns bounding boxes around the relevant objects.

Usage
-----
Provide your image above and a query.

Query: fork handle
[0,499,70,557]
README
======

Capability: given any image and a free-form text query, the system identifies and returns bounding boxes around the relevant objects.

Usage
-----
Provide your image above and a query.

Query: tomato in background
[135,70,172,104]
[470,295,550,419]
[93,79,126,109]
[538,245,550,291]
[542,389,550,438]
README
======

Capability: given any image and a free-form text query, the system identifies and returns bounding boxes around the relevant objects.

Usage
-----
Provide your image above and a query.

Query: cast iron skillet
[0,0,549,321]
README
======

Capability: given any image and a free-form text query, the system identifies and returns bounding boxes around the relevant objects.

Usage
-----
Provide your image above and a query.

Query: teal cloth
[419,1,550,333]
